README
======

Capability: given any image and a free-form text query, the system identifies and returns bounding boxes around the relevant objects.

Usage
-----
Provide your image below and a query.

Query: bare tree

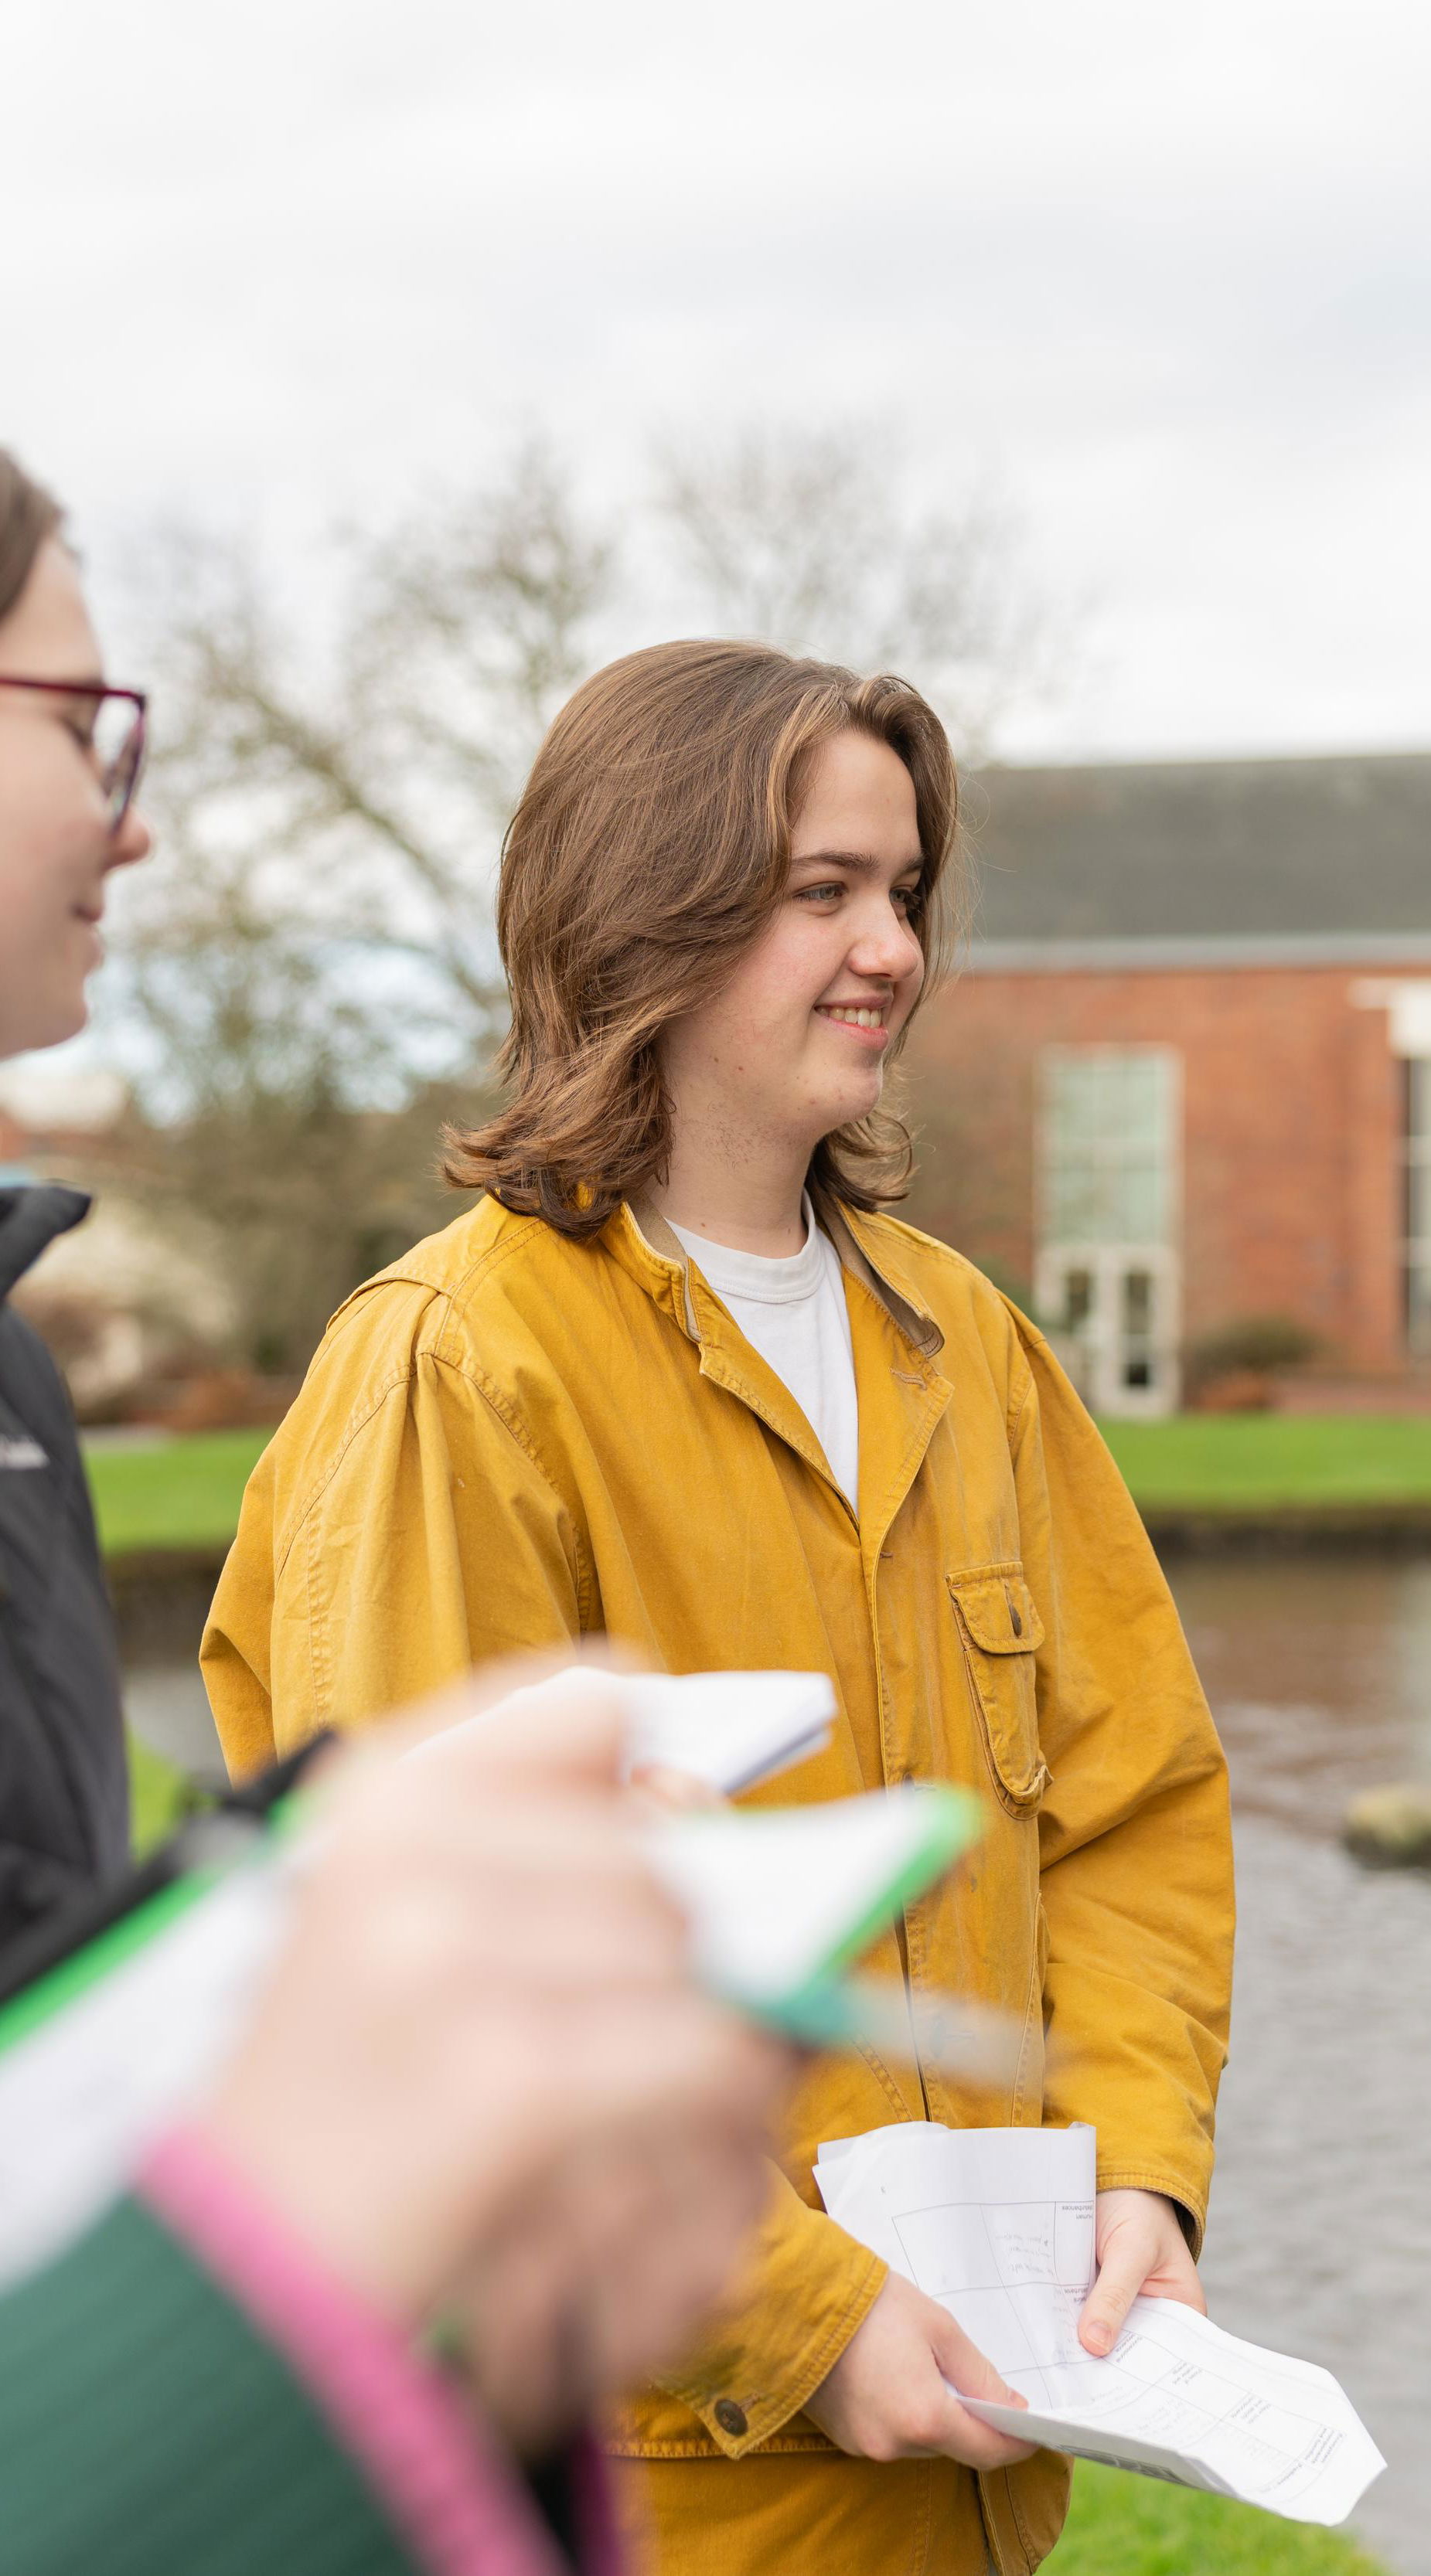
[97,877,488,1372]
[654,425,1057,757]
[123,439,615,1091]
[101,443,614,1370]
[90,1077,477,1380]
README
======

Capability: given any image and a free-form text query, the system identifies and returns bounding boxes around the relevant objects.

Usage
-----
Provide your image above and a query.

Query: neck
[650,1115,812,1257]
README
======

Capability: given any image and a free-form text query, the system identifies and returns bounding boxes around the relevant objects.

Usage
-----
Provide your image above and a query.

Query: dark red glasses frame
[0,675,148,833]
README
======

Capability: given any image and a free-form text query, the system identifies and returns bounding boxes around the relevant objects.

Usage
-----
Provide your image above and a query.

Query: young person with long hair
[207,641,1235,2576]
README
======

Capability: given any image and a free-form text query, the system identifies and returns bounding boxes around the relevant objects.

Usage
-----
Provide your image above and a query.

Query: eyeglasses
[0,675,148,834]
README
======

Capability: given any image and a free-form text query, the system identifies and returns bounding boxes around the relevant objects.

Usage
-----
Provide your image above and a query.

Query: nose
[847,893,924,989]
[107,801,152,873]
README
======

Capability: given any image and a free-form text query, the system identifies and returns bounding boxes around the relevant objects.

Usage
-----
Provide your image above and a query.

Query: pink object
[141,2123,619,2576]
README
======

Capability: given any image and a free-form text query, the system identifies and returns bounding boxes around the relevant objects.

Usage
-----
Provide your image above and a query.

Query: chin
[17,989,90,1056]
[823,1074,886,1133]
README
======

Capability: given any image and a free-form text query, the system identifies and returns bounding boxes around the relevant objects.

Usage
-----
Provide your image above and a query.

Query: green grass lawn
[84,1426,271,1556]
[1046,2463,1385,2575]
[128,1729,196,1855]
[1098,1412,1431,1510]
[84,1414,1431,1560]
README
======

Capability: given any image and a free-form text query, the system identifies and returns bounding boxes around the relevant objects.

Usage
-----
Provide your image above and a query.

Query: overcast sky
[5,0,1430,760]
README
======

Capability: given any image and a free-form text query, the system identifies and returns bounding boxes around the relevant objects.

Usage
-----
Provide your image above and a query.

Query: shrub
[1184,1314,1324,1404]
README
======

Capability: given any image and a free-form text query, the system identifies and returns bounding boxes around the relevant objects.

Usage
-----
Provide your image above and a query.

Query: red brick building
[904,752,1431,1414]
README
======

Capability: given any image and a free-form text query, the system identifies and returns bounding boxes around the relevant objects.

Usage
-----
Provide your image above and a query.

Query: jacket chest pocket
[947,1566,1050,1818]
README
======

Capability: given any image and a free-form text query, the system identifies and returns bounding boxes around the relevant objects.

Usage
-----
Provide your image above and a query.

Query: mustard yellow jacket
[203,1194,1233,2576]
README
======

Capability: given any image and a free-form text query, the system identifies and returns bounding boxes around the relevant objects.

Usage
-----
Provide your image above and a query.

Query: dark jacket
[0,1186,127,1953]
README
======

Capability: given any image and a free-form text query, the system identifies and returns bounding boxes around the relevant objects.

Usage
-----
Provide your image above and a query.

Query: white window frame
[1405,1059,1431,1359]
[1351,982,1431,1361]
[1036,1046,1183,1419]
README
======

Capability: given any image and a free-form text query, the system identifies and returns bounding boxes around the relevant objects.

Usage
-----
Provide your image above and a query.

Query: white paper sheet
[0,1858,291,2288]
[491,1664,835,1795]
[649,1787,957,2008]
[619,1669,834,1794]
[814,2120,1384,2527]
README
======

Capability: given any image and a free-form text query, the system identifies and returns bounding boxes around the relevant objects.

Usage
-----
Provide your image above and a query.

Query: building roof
[966,750,1431,963]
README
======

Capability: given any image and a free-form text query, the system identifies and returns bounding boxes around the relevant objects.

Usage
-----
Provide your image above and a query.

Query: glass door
[1037,1244,1181,1418]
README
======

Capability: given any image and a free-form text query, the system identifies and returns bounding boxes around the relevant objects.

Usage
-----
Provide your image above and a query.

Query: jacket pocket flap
[948,1571,1045,1656]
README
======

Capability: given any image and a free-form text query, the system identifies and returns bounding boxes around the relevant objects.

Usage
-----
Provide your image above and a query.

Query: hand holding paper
[487,1663,835,1799]
[0,1680,996,2286]
[800,2268,1035,2470]
[1078,2186,1204,2357]
[814,2121,1385,2528]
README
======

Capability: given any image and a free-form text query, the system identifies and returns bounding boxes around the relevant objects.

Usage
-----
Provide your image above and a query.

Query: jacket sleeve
[1012,1327,1235,2249]
[0,2193,426,2576]
[0,1845,100,1958]
[652,2166,888,2455]
[0,2177,598,2576]
[0,1308,131,1934]
[203,1311,586,1773]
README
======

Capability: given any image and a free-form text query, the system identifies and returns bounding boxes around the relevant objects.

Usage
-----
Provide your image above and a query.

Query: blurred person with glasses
[0,447,791,2576]
[0,453,151,1958]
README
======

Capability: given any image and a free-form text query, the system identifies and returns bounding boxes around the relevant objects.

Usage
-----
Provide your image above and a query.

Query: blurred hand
[1078,2189,1204,2357]
[196,1663,789,2437]
[457,2072,783,2451]
[802,2271,1034,2469]
[626,1761,726,1818]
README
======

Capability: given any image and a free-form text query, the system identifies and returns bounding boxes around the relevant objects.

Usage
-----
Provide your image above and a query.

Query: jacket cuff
[1095,2166,1208,2261]
[656,2172,888,2456]
[141,2123,578,2576]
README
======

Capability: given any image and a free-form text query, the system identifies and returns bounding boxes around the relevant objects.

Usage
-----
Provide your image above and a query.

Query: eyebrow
[792,849,925,877]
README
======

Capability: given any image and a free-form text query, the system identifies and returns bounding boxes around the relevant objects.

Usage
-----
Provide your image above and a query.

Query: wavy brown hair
[446,638,963,1236]
[0,451,62,626]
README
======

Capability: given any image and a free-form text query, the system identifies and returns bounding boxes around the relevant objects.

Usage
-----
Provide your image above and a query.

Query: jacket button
[1010,1605,1023,1636]
[714,2398,748,2439]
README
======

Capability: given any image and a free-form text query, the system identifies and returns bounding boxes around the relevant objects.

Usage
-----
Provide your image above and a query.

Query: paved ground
[1201,1816,1431,2573]
[124,1662,227,1789]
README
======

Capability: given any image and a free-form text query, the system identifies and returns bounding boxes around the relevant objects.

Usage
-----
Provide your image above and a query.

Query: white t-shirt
[667,1196,860,1506]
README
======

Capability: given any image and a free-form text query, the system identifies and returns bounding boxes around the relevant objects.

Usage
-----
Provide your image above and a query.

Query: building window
[1035,1046,1181,1418]
[1405,1060,1431,1359]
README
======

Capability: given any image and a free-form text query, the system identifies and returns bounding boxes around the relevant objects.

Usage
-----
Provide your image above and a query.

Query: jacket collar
[816,1200,945,1360]
[610,1195,949,1550]
[612,1193,944,1363]
[604,1200,701,1336]
[0,1185,90,1304]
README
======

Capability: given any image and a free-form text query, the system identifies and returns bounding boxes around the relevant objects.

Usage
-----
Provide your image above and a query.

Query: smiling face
[658,726,927,1178]
[0,537,150,1057]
